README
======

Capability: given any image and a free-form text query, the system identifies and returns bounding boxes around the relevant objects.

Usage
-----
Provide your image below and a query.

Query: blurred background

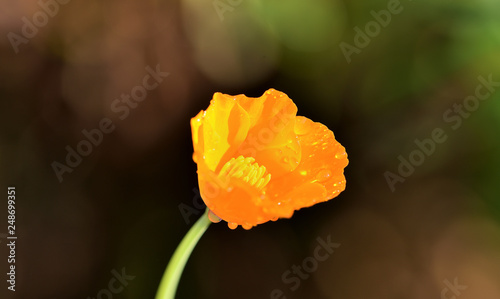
[1,0,500,298]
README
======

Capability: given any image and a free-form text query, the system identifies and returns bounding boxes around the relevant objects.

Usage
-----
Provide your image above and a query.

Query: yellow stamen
[218,156,271,190]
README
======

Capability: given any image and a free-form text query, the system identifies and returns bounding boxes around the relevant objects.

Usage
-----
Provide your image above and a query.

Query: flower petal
[195,93,251,172]
[190,110,205,162]
[262,116,348,217]
[196,160,273,229]
[262,182,328,218]
[235,89,302,177]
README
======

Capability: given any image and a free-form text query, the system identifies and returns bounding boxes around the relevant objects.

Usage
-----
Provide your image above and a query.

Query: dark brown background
[1,0,500,298]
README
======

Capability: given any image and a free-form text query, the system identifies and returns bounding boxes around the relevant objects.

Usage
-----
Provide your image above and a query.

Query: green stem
[155,208,211,299]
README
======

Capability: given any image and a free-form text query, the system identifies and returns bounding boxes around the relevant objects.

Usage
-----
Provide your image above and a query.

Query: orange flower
[191,89,348,229]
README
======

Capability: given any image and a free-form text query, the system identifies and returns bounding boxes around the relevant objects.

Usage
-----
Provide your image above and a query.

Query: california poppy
[191,89,348,229]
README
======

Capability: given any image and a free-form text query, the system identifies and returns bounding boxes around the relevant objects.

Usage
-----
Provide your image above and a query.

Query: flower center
[218,156,271,190]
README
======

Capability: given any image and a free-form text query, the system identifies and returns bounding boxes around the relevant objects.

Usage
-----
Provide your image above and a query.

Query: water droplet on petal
[316,169,332,182]
[300,170,308,176]
[192,153,198,163]
[335,152,346,159]
[228,222,238,229]
[208,210,221,223]
[242,223,252,230]
[289,156,299,167]
[295,117,313,135]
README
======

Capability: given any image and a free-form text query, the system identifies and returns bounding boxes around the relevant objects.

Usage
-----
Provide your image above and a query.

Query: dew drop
[316,169,332,182]
[295,117,313,135]
[228,222,238,229]
[205,181,218,195]
[192,153,198,163]
[335,152,346,159]
[208,210,222,223]
[242,223,252,230]
[300,170,308,176]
